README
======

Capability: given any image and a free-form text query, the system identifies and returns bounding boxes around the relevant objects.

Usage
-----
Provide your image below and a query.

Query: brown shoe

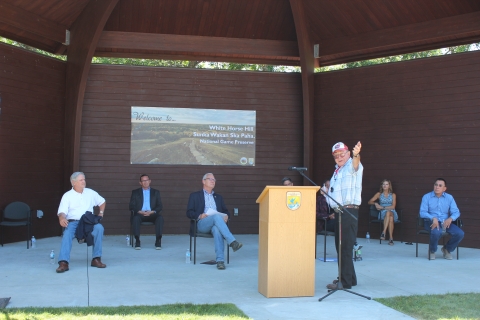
[56,261,69,273]
[91,257,106,268]
[326,283,352,290]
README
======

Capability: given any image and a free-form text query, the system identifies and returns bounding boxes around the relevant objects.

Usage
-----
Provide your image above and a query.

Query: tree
[1,36,479,73]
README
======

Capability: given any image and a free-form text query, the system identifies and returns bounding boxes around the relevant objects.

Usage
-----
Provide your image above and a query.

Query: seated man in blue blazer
[129,174,164,250]
[186,173,243,270]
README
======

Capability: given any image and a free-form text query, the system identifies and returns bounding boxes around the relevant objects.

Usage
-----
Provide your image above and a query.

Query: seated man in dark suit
[186,173,243,270]
[129,174,164,250]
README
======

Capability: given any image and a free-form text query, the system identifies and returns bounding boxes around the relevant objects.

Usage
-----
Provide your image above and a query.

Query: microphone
[288,166,308,171]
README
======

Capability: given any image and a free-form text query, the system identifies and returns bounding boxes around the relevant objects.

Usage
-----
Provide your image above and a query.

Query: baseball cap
[332,142,348,154]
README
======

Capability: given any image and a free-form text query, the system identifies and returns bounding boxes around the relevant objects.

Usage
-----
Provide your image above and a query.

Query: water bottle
[441,222,447,235]
[366,232,370,243]
[49,250,55,264]
[186,249,191,264]
[31,236,36,249]
[126,234,130,246]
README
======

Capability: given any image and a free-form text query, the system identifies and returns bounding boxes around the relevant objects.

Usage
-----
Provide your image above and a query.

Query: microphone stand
[294,169,371,302]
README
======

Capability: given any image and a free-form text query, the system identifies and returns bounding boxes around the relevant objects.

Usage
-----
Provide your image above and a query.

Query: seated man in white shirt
[56,172,106,273]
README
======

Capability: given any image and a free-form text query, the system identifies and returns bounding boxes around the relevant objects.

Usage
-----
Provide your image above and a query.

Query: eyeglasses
[434,183,444,187]
[204,178,216,182]
[283,182,293,186]
[333,151,348,159]
[141,179,150,182]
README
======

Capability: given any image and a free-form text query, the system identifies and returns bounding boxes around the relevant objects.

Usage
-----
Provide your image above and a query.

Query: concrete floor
[1,234,479,320]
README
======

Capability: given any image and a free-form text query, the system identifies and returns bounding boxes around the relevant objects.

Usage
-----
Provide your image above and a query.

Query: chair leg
[26,223,30,249]
[379,223,383,244]
[189,236,192,262]
[193,235,197,264]
[400,223,403,243]
[227,242,230,264]
[315,233,317,259]
[323,231,327,262]
[129,220,134,248]
[415,236,419,257]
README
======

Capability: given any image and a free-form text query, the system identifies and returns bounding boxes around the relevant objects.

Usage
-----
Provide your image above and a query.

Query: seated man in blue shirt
[419,178,464,260]
[186,173,242,270]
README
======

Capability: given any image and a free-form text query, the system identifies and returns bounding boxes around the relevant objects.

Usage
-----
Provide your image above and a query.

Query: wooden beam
[93,51,300,66]
[290,0,315,182]
[97,31,299,58]
[316,11,480,60]
[319,35,480,67]
[0,2,67,44]
[64,0,119,184]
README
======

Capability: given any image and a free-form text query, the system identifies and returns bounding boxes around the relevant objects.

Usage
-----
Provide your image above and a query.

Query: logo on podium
[286,192,301,210]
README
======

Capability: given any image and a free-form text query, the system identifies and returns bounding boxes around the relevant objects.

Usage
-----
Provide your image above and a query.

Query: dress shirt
[141,188,151,211]
[203,189,217,212]
[419,191,460,222]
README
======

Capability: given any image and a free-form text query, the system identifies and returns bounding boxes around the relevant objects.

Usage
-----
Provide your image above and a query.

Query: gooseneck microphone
[288,166,308,171]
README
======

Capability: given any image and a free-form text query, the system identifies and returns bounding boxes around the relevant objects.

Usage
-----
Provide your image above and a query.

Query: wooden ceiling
[1,0,480,66]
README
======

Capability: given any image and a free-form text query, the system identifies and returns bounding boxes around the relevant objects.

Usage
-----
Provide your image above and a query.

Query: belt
[67,219,79,222]
[333,205,359,213]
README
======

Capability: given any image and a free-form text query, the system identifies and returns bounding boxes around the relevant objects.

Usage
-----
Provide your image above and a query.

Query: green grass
[0,303,250,320]
[3,294,480,320]
[376,293,480,320]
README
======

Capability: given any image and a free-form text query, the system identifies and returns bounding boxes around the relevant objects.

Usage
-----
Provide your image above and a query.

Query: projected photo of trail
[130,122,255,165]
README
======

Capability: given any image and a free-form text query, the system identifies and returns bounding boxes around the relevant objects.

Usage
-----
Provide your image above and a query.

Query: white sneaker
[442,247,453,260]
[429,252,435,260]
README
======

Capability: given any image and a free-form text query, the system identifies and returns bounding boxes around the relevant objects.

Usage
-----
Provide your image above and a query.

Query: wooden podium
[256,185,320,298]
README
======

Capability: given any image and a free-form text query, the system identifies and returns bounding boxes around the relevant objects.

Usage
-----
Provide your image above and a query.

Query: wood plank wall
[313,50,480,248]
[80,65,303,236]
[0,43,65,242]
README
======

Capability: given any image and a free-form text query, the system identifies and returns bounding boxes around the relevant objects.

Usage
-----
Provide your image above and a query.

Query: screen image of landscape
[131,107,256,166]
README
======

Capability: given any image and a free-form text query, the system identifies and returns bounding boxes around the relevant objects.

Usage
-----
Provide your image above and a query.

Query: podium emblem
[286,192,301,210]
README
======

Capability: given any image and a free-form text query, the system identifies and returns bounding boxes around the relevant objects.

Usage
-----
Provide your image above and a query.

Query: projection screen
[131,107,256,166]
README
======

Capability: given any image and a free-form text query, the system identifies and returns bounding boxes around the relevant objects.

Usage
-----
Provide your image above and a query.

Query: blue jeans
[423,219,464,253]
[197,214,235,262]
[58,221,104,263]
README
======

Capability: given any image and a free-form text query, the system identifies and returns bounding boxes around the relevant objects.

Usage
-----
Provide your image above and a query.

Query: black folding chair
[316,217,335,261]
[129,210,155,248]
[416,217,463,260]
[0,202,32,249]
[189,218,229,264]
[368,205,403,244]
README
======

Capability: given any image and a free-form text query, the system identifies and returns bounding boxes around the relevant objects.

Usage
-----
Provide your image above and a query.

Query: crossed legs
[197,214,236,262]
[382,211,395,241]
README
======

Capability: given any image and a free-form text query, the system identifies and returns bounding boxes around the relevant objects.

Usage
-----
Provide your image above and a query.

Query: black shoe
[135,240,141,250]
[230,240,243,252]
[155,239,162,250]
[217,261,226,270]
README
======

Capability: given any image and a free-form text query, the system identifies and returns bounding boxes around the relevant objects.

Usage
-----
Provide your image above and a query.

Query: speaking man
[327,141,363,290]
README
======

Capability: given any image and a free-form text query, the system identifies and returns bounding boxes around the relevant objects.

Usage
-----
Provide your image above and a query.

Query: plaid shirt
[328,157,363,209]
